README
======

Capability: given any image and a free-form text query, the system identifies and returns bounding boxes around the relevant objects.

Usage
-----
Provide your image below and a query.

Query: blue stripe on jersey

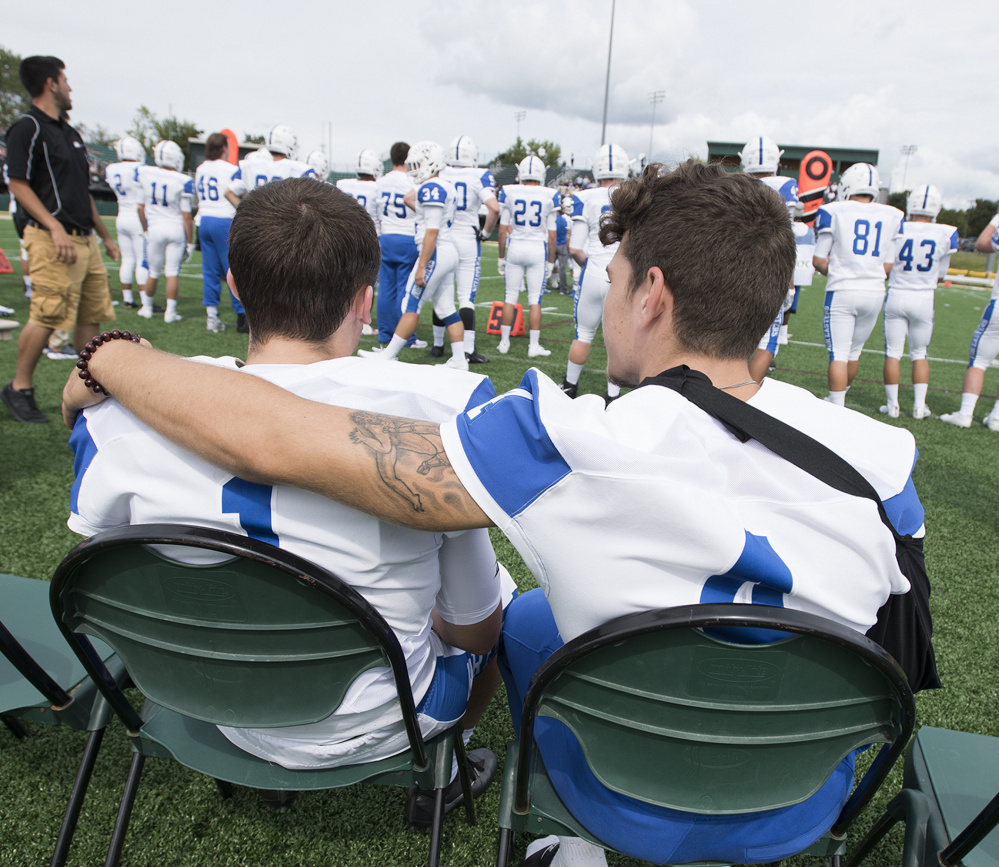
[815,207,832,232]
[454,371,571,517]
[418,182,446,205]
[183,179,194,195]
[823,290,835,361]
[779,178,799,203]
[69,415,99,514]
[480,169,495,189]
[570,195,584,219]
[498,188,507,205]
[882,460,924,536]
[969,300,996,366]
[221,477,278,545]
[464,378,497,413]
[232,167,242,180]
[949,230,959,251]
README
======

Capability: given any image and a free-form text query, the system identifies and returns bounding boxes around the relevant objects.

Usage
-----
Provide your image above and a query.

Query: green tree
[76,122,118,148]
[888,191,908,212]
[0,46,32,132]
[495,137,562,169]
[127,105,158,155]
[128,106,203,170]
[938,207,967,236]
[966,198,998,239]
[242,133,265,145]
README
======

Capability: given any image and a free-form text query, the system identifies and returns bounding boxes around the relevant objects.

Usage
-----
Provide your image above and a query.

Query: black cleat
[404,748,497,831]
[2,382,50,423]
[429,345,445,358]
[152,304,166,314]
[123,300,140,309]
[559,380,578,399]
[465,350,490,364]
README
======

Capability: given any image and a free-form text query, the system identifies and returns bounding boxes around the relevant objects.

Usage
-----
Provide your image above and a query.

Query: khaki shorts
[24,225,115,329]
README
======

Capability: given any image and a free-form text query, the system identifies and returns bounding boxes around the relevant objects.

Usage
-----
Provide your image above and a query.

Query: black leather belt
[26,219,91,236]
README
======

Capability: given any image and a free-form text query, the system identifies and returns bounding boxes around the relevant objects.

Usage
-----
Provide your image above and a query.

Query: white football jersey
[794,222,816,286]
[138,165,194,226]
[815,201,904,293]
[69,356,499,768]
[498,184,558,244]
[757,175,799,222]
[335,177,381,227]
[194,159,239,220]
[570,185,619,267]
[414,177,456,247]
[984,227,999,300]
[228,157,317,197]
[888,222,959,292]
[105,161,145,214]
[440,166,497,232]
[374,170,416,237]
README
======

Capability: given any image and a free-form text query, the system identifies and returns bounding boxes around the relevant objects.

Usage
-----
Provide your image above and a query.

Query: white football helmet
[838,163,881,200]
[740,136,783,175]
[355,148,383,179]
[266,124,298,158]
[448,134,479,167]
[907,184,943,220]
[406,141,447,183]
[119,136,145,162]
[153,140,184,172]
[249,146,274,162]
[305,149,329,179]
[518,154,546,184]
[593,143,629,180]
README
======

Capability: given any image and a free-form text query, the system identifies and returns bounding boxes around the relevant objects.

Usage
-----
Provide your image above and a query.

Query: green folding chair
[0,572,123,867]
[49,523,476,867]
[848,726,999,867]
[495,603,916,867]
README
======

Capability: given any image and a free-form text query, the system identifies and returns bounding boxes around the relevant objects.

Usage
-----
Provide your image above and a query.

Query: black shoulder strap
[638,366,902,540]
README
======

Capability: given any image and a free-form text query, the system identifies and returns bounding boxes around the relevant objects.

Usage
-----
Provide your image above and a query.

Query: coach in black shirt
[2,55,119,424]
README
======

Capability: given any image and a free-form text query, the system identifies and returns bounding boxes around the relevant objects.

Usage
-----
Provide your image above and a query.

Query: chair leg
[50,727,106,867]
[453,729,476,826]
[846,790,927,867]
[2,713,30,739]
[104,752,146,867]
[215,779,235,800]
[426,787,446,867]
[497,828,515,867]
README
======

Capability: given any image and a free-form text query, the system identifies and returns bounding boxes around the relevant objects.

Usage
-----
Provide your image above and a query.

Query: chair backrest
[517,603,914,817]
[49,524,424,751]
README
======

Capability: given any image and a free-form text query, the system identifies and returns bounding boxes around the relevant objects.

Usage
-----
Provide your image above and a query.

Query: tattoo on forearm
[348,411,452,512]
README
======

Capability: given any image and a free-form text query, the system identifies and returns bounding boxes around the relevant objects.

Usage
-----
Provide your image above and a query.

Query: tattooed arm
[66,341,492,531]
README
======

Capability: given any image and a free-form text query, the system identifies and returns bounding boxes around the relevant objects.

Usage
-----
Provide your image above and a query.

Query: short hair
[228,179,380,345]
[205,132,227,161]
[600,161,795,361]
[390,141,410,167]
[19,56,64,98]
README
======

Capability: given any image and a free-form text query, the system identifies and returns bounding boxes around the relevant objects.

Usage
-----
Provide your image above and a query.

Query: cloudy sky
[7,0,999,207]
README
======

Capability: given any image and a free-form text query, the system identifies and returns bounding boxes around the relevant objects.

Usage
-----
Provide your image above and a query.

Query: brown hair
[390,141,410,167]
[205,132,227,161]
[228,179,380,345]
[19,56,64,98]
[600,161,795,360]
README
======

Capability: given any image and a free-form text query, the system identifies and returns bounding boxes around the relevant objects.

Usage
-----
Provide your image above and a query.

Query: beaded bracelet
[76,330,141,395]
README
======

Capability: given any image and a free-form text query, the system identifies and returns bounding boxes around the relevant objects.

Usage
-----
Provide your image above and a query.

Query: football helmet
[518,154,546,184]
[838,163,881,200]
[305,149,329,179]
[119,136,145,162]
[406,141,447,183]
[266,124,298,158]
[907,184,943,220]
[592,143,629,180]
[355,148,383,179]
[249,146,274,162]
[448,135,479,167]
[153,140,184,172]
[739,136,783,175]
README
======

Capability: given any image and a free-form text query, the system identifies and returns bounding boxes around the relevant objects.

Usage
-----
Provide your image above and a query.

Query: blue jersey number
[355,193,367,208]
[113,173,126,196]
[852,219,884,257]
[149,183,167,206]
[454,181,468,211]
[898,238,937,272]
[381,191,407,219]
[514,199,542,227]
[197,176,219,201]
[221,477,278,545]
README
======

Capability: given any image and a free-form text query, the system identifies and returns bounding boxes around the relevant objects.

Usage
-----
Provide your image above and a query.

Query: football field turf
[0,215,997,866]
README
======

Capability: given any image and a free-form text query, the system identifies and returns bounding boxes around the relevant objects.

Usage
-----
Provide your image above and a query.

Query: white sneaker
[164,311,183,323]
[137,307,154,319]
[528,345,551,358]
[984,412,999,431]
[361,323,374,336]
[940,411,972,428]
[912,406,932,420]
[44,347,78,361]
[357,348,397,360]
[0,304,15,316]
[879,404,899,418]
[444,354,469,371]
[410,338,428,349]
[206,316,226,333]
[497,340,510,354]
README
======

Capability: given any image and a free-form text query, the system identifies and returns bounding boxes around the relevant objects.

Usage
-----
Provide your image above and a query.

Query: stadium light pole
[600,0,616,145]
[900,144,918,192]
[515,111,526,141]
[648,90,665,161]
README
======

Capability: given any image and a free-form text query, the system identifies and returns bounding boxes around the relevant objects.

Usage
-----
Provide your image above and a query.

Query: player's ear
[352,285,374,322]
[642,266,670,324]
[226,269,240,302]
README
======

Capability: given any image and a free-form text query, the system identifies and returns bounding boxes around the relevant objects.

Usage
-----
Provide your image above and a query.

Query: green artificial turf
[1,215,998,866]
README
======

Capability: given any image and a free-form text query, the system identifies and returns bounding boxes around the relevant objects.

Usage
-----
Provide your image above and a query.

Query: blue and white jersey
[440,371,919,643]
[888,221,959,292]
[104,161,145,215]
[374,169,416,237]
[794,222,816,286]
[335,177,381,228]
[440,166,496,233]
[194,158,239,220]
[228,157,317,197]
[498,184,558,244]
[569,185,618,267]
[814,201,904,293]
[414,177,456,248]
[137,164,194,226]
[985,226,999,300]
[69,355,498,768]
[757,174,799,222]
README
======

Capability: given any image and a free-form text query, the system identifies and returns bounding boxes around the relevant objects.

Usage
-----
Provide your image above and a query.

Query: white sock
[433,324,445,347]
[778,323,789,343]
[141,293,154,312]
[884,384,899,407]
[912,382,928,409]
[166,298,178,317]
[500,324,511,342]
[565,361,584,385]
[23,275,32,292]
[383,333,407,360]
[960,392,980,416]
[606,382,620,399]
[529,329,541,349]
[450,340,464,358]
[553,836,608,867]
[122,289,134,304]
[464,331,475,354]
[827,391,846,406]
[206,305,219,319]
